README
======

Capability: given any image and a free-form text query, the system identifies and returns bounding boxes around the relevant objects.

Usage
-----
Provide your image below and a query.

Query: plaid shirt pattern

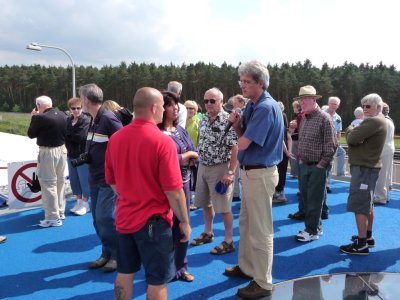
[298,107,337,167]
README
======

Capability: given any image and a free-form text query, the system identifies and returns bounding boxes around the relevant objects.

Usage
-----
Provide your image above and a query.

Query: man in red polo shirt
[105,87,191,300]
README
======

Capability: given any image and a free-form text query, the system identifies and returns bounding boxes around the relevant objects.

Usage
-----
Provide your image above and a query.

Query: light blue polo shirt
[238,91,284,167]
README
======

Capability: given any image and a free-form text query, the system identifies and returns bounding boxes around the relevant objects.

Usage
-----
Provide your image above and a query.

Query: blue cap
[215,181,228,195]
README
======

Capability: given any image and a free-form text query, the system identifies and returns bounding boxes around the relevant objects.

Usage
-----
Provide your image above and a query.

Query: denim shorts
[117,216,175,285]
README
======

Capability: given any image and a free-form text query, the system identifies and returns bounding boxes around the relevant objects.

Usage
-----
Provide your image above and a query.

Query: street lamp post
[26,42,76,98]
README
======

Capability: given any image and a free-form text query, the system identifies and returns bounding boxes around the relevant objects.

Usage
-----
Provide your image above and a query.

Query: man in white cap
[294,86,337,242]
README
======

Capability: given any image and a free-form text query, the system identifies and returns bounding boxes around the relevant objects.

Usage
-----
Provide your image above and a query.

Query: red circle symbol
[11,162,41,203]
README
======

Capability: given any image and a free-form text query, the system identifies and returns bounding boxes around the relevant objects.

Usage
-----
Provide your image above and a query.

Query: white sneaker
[74,201,90,216]
[60,213,65,220]
[38,219,62,228]
[296,230,319,242]
[70,199,82,213]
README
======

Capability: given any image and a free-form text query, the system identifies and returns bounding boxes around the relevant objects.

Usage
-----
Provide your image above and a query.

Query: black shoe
[321,211,329,220]
[232,196,241,202]
[351,235,375,248]
[326,186,332,193]
[340,240,369,255]
[288,211,305,220]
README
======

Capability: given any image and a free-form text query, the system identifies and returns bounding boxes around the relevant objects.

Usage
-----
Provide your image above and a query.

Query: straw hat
[294,85,321,100]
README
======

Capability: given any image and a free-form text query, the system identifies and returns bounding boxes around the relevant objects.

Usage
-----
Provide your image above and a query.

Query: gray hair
[328,96,341,105]
[354,107,364,117]
[238,60,270,90]
[78,83,103,104]
[167,81,183,94]
[360,93,383,109]
[36,95,52,106]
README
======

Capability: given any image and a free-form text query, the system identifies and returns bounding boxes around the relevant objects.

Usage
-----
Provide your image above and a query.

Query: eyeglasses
[238,80,256,86]
[204,99,217,104]
[362,104,371,109]
[70,107,82,110]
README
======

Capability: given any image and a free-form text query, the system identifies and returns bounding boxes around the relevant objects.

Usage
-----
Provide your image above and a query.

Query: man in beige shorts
[191,87,238,255]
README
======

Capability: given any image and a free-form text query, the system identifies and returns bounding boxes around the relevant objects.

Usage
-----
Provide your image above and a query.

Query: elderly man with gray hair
[27,95,68,227]
[340,93,387,255]
[167,81,187,127]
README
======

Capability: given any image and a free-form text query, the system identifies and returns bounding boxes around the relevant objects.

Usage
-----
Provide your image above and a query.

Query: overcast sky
[1,0,398,69]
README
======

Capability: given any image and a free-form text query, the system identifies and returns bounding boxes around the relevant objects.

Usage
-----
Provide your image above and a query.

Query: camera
[71,152,91,167]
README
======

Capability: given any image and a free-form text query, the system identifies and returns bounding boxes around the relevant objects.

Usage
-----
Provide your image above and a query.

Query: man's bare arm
[165,189,191,242]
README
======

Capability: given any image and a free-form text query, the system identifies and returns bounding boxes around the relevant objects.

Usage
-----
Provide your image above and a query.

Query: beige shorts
[194,162,233,213]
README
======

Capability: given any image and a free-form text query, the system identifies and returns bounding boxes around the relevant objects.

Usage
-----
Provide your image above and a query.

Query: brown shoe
[224,265,252,279]
[89,257,109,269]
[237,280,272,299]
[103,259,117,273]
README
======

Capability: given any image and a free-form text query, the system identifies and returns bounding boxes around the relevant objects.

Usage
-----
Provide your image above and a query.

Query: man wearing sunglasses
[27,95,68,227]
[339,93,387,255]
[191,87,238,257]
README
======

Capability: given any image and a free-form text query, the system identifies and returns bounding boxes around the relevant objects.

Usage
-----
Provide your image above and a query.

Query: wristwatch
[227,170,234,175]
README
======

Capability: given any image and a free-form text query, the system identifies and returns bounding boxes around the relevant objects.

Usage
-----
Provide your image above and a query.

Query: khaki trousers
[37,145,67,220]
[238,166,278,290]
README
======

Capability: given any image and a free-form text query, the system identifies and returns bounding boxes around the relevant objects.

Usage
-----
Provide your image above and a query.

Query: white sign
[8,160,42,209]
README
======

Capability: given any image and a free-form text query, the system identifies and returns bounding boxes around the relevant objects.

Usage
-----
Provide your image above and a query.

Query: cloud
[0,0,399,68]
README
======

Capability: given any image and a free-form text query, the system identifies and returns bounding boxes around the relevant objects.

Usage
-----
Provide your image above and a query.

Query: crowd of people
[22,59,396,299]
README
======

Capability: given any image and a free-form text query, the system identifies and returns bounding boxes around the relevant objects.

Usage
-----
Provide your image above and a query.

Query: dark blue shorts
[116,216,175,285]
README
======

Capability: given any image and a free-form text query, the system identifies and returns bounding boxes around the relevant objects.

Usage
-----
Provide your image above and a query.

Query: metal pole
[27,43,76,97]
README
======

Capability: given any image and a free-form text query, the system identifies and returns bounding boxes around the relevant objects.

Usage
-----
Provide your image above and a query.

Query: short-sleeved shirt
[238,91,284,167]
[105,118,183,234]
[198,110,237,166]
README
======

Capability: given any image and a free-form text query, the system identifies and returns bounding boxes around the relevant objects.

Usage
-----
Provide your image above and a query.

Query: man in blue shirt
[224,60,284,299]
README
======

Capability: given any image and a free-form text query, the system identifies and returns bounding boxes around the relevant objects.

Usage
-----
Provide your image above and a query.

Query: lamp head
[26,42,42,51]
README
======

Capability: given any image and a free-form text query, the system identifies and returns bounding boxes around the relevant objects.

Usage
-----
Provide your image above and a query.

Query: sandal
[180,271,194,282]
[210,241,235,255]
[191,232,214,246]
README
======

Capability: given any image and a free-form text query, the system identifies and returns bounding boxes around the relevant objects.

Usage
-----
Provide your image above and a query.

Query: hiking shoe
[70,199,82,213]
[89,257,109,269]
[74,201,90,216]
[224,265,252,279]
[38,219,62,228]
[351,235,375,248]
[296,230,319,242]
[237,280,272,298]
[288,211,305,220]
[340,240,369,255]
[103,259,117,273]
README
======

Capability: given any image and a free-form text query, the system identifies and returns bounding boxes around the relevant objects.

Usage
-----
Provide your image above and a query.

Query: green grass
[0,112,31,136]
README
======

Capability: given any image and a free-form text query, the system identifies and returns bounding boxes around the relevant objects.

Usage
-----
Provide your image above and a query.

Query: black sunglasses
[204,99,217,104]
[362,104,371,109]
[70,107,82,110]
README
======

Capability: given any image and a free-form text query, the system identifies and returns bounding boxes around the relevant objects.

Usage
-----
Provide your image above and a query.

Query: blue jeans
[90,184,117,259]
[67,158,90,199]
[299,163,330,235]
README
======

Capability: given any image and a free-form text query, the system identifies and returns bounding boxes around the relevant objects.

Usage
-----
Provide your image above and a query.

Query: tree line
[0,59,399,132]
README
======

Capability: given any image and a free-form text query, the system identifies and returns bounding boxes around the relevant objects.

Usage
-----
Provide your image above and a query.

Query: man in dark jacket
[27,95,68,227]
[79,83,122,272]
